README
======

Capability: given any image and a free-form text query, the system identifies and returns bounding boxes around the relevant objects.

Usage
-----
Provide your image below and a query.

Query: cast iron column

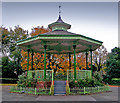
[85,51,88,70]
[27,48,30,78]
[90,49,93,76]
[44,45,47,80]
[68,53,71,79]
[73,45,76,80]
[31,50,34,70]
[69,53,71,70]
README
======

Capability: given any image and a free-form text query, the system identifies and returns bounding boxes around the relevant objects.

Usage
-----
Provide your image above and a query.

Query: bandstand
[16,7,104,94]
[17,14,103,81]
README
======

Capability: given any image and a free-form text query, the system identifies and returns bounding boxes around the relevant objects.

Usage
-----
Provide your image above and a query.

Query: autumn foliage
[1,25,108,79]
[31,26,51,37]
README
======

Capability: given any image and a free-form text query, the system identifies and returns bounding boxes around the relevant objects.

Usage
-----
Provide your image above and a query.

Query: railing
[28,70,53,80]
[67,70,91,81]
[70,85,110,95]
[10,85,110,95]
[28,70,54,85]
[10,86,50,95]
[28,69,91,81]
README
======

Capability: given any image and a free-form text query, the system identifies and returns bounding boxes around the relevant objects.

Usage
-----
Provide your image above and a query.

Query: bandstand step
[54,80,66,95]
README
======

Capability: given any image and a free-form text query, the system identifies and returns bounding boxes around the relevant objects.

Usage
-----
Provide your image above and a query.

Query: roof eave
[17,34,103,46]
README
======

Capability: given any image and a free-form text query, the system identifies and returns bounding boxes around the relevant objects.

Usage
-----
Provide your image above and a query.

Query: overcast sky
[2,2,118,52]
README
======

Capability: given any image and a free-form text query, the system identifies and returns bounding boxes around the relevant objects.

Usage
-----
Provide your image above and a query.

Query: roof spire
[56,3,63,23]
[59,3,61,17]
[48,2,71,31]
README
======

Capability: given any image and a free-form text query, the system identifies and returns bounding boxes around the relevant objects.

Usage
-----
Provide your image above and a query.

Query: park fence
[10,86,50,95]
[10,85,110,95]
[70,85,110,95]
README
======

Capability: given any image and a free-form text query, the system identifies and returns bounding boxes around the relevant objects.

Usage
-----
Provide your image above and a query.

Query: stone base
[36,81,51,89]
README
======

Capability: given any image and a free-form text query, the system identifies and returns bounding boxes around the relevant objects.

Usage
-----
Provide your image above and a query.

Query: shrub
[103,78,120,85]
[69,77,104,88]
[17,73,26,87]
[110,80,120,85]
[93,71,103,83]
[69,80,76,88]
[17,72,37,87]
[55,72,67,80]
[17,72,52,88]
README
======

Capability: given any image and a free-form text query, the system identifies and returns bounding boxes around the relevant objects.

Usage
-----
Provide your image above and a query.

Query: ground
[1,86,119,101]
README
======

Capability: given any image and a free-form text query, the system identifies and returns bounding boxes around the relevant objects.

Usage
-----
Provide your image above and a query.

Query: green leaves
[2,56,17,78]
[69,76,103,88]
[1,25,28,78]
[103,47,120,84]
[1,25,28,56]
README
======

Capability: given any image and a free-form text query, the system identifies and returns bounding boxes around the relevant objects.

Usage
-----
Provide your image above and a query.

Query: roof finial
[56,2,63,23]
[59,3,61,17]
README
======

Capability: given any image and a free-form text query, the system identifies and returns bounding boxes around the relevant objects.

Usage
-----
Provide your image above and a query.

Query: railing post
[35,88,37,95]
[98,86,99,92]
[69,88,70,94]
[84,87,85,94]
[67,69,68,81]
[20,87,22,91]
[50,87,51,94]
[52,69,53,85]
[104,86,105,91]
[108,85,110,91]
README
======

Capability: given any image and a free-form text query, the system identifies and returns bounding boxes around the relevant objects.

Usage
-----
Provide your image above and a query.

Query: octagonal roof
[17,15,103,54]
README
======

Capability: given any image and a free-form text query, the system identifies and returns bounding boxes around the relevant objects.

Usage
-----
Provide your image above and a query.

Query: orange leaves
[21,51,89,72]
[21,49,46,71]
[21,49,27,57]
[76,53,87,70]
[20,26,51,71]
[31,26,51,37]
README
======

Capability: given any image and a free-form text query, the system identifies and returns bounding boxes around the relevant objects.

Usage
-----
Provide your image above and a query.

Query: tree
[1,25,28,78]
[21,26,50,71]
[1,25,28,56]
[92,45,108,72]
[103,47,120,84]
[2,56,17,78]
[9,26,28,77]
[31,26,51,37]
[76,53,87,70]
[1,26,10,56]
